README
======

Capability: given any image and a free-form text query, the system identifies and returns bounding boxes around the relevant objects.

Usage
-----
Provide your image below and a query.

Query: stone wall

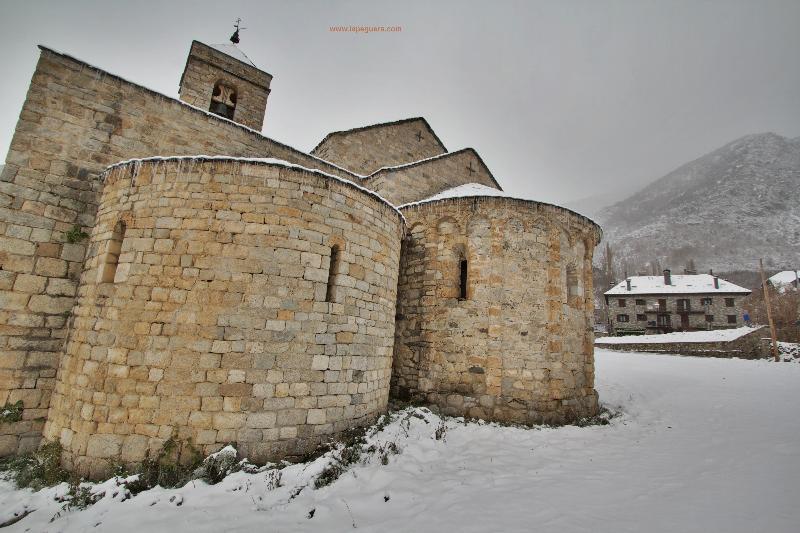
[42,159,403,477]
[363,149,502,207]
[0,46,357,456]
[391,197,601,425]
[178,41,272,131]
[596,328,770,359]
[607,293,748,334]
[311,118,447,175]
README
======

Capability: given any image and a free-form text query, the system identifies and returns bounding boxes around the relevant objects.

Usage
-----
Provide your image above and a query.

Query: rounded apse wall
[392,196,602,425]
[43,157,404,477]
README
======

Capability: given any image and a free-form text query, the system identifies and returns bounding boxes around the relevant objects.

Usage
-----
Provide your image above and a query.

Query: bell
[230,29,240,44]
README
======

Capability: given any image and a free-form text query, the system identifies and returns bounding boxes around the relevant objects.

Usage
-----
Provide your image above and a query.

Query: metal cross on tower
[230,18,246,44]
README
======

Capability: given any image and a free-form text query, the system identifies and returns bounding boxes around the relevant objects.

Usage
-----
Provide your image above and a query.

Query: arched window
[209,81,237,120]
[459,253,468,300]
[97,220,126,283]
[326,244,340,303]
[566,264,580,298]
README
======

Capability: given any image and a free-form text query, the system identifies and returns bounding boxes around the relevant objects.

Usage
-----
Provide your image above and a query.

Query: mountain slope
[596,132,800,272]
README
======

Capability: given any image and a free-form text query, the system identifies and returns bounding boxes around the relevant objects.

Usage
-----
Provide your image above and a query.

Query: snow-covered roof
[208,43,257,67]
[102,155,405,223]
[595,326,762,345]
[605,274,750,296]
[768,270,799,292]
[398,183,602,234]
[405,183,508,204]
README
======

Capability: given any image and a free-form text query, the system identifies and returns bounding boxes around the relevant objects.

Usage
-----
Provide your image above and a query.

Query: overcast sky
[0,0,798,205]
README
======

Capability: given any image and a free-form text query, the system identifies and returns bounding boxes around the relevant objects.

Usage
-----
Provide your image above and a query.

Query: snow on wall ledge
[399,182,602,238]
[595,326,763,345]
[595,327,770,359]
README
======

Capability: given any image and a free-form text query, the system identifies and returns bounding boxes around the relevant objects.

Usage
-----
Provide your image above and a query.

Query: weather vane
[230,18,246,44]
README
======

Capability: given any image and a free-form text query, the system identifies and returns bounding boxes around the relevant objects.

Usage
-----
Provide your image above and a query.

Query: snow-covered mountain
[596,132,800,273]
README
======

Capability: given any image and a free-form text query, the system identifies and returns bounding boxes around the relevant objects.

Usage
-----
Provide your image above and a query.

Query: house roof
[605,274,751,296]
[399,182,507,206]
[399,182,602,236]
[208,43,257,67]
[768,270,799,292]
[365,148,504,192]
[311,117,448,155]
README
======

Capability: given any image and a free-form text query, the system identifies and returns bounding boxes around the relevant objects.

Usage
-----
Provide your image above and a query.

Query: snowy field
[3,349,800,532]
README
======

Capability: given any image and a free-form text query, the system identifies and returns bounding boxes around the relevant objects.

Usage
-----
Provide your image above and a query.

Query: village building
[767,270,799,293]
[604,270,750,335]
[0,39,601,477]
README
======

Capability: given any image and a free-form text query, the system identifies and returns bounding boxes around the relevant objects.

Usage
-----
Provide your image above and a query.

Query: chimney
[709,269,713,276]
[663,269,671,285]
[713,276,720,289]
[626,278,631,291]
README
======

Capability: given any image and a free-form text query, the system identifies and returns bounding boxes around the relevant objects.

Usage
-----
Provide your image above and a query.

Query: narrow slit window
[459,257,468,300]
[566,265,580,298]
[326,245,340,303]
[98,220,126,283]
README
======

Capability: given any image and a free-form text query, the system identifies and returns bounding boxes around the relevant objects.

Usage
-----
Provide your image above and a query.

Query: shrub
[1,400,24,423]
[0,441,69,491]
[127,436,203,493]
[64,225,89,244]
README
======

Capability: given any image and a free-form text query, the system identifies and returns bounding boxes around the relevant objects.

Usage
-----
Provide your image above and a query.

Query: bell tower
[178,31,272,131]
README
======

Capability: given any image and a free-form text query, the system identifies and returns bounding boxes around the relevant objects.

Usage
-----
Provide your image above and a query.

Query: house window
[636,314,647,321]
[725,298,735,307]
[325,244,340,303]
[97,220,126,283]
[459,257,468,300]
[658,298,667,312]
[635,299,646,306]
[617,299,626,307]
[727,315,737,324]
[657,314,671,326]
[677,298,691,312]
[209,81,237,120]
[616,314,630,323]
[705,315,714,323]
[701,297,713,306]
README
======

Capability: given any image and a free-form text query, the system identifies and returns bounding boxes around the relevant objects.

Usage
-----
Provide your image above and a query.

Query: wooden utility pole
[759,259,780,362]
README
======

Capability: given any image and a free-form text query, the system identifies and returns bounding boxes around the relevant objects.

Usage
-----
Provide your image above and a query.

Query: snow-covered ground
[3,349,800,532]
[778,341,800,362]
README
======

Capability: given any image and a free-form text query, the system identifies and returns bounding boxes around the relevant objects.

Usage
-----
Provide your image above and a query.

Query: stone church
[0,39,601,477]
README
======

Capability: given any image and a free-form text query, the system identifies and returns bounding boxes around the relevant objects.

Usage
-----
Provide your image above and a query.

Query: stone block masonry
[0,47,358,456]
[1,39,607,473]
[42,159,403,478]
[179,41,272,131]
[363,149,502,207]
[391,196,602,425]
[311,118,448,175]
